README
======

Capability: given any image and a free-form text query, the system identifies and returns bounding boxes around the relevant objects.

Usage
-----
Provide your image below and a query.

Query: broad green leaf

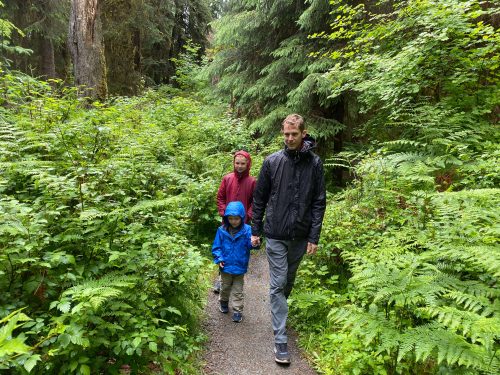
[132,336,141,348]
[0,337,31,355]
[80,364,90,375]
[163,333,174,347]
[23,354,41,372]
[148,341,157,353]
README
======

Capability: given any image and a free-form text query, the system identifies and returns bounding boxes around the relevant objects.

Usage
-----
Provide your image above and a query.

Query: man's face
[234,155,248,173]
[228,215,242,228]
[282,123,306,151]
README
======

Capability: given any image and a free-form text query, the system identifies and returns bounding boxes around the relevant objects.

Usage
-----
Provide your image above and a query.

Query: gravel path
[201,249,318,375]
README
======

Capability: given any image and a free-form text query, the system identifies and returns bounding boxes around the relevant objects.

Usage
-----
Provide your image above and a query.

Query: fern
[314,182,500,373]
[330,305,401,350]
[417,305,500,344]
[57,274,139,312]
[399,323,499,372]
[0,123,26,161]
[0,83,247,373]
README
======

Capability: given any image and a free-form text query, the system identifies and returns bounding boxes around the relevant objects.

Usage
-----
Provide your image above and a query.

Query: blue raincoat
[212,201,255,275]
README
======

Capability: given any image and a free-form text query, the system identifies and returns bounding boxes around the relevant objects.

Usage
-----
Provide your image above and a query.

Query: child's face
[234,155,248,173]
[228,215,242,228]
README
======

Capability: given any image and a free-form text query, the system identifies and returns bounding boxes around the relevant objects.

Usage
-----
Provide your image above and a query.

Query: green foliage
[325,0,499,140]
[0,309,36,371]
[207,0,340,138]
[0,2,31,65]
[293,171,500,374]
[0,69,255,373]
[289,2,500,373]
[170,40,207,91]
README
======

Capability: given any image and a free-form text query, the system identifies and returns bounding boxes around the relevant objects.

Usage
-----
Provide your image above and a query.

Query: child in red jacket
[217,150,256,223]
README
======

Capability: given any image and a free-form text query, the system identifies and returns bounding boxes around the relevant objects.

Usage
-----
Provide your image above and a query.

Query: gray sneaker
[274,343,291,364]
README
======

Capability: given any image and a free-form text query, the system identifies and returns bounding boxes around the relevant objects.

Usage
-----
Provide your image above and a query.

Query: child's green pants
[219,272,245,312]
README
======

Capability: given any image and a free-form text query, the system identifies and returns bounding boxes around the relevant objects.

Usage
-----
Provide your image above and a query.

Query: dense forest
[1,0,499,374]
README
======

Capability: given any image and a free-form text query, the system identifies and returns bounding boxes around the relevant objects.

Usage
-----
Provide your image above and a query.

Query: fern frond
[329,305,401,350]
[417,305,500,341]
[324,156,355,170]
[443,290,493,314]
[425,245,500,278]
[62,274,139,311]
[382,139,424,150]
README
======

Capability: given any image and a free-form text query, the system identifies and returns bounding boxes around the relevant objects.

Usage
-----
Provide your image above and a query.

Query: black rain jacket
[251,136,326,244]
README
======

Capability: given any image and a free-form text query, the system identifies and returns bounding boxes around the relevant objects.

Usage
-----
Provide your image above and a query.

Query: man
[251,114,326,364]
[214,150,256,293]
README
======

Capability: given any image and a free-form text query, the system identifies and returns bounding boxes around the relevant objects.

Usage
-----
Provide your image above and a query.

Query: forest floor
[201,249,318,375]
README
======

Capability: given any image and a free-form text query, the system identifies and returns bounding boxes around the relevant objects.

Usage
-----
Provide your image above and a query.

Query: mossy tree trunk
[69,0,108,101]
[101,0,142,95]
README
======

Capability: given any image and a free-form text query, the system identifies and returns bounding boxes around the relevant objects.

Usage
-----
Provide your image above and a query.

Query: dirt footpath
[202,249,318,375]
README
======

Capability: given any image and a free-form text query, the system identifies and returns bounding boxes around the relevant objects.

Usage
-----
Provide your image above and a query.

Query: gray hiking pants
[266,238,308,344]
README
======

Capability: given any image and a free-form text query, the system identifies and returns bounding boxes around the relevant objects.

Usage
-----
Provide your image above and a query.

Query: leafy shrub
[289,2,500,372]
[291,160,500,374]
[0,70,255,373]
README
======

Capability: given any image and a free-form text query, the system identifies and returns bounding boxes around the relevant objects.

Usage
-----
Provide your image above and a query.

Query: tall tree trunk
[68,0,107,101]
[40,36,57,80]
[133,28,141,72]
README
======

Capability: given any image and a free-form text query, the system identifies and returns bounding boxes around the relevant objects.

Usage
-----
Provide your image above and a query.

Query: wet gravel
[201,249,318,375]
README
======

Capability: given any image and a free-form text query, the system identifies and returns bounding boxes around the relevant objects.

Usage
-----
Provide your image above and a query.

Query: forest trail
[202,249,317,375]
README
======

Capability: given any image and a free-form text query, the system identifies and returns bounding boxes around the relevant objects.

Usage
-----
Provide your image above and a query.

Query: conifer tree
[1,0,70,79]
[3,0,211,95]
[208,0,342,143]
[139,0,212,86]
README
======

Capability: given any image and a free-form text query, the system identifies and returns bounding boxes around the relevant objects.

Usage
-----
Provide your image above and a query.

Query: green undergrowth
[0,72,255,374]
[289,1,499,373]
[290,141,500,374]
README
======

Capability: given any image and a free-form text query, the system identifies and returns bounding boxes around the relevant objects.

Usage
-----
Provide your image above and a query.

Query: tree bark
[40,36,57,80]
[68,0,107,101]
[101,0,142,95]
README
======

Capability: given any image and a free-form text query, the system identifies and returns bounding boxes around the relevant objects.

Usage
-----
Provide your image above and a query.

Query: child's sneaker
[274,343,291,364]
[232,312,243,322]
[213,279,221,294]
[219,300,229,314]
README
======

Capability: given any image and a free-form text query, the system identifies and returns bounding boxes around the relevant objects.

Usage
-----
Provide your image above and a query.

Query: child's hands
[251,235,260,247]
[219,261,225,268]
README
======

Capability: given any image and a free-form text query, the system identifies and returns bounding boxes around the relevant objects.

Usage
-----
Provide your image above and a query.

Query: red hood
[234,150,252,179]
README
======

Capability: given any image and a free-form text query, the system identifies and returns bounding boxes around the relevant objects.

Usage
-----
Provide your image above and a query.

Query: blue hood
[223,201,246,227]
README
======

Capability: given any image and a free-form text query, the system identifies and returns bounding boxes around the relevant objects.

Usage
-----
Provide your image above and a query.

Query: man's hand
[306,242,318,255]
[251,235,261,247]
[219,261,225,268]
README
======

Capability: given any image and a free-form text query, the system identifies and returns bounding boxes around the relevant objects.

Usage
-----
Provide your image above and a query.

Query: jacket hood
[300,134,317,153]
[234,150,252,178]
[223,201,246,227]
[285,134,317,159]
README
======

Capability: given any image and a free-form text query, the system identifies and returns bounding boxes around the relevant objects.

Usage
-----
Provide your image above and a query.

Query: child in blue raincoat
[212,201,257,322]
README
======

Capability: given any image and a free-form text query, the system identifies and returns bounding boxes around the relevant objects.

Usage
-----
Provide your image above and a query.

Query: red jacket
[217,151,256,223]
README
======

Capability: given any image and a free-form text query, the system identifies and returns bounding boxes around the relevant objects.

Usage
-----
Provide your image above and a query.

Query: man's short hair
[282,114,305,132]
